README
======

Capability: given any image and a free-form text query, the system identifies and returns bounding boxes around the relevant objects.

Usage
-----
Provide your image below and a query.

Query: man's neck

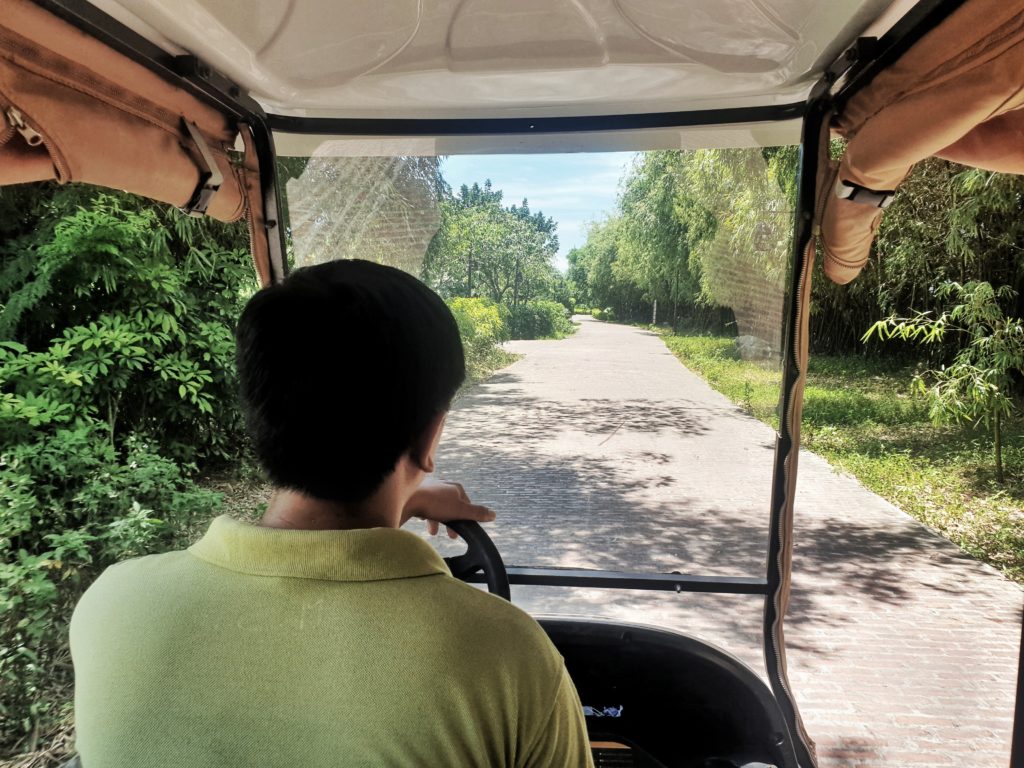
[259,486,402,531]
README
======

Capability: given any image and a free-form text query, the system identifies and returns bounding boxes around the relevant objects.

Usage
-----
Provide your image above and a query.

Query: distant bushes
[446,297,514,384]
[446,297,574,383]
[591,306,616,322]
[508,300,574,340]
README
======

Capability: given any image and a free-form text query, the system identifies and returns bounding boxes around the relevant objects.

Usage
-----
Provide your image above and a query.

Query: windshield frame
[271,115,824,768]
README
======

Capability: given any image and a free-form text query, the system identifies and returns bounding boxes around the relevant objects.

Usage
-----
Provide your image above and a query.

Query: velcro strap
[179,118,224,217]
[834,177,895,209]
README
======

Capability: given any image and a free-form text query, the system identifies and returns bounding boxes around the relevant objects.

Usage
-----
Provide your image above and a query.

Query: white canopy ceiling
[88,0,907,120]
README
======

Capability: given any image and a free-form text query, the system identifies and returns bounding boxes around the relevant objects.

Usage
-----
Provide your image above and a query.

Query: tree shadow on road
[459,397,717,444]
[437,375,986,663]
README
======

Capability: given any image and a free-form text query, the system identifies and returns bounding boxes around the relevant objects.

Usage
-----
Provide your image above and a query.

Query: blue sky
[440,152,636,271]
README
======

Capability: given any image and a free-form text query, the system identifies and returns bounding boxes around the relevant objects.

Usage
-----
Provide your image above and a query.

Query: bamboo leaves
[865,281,1024,481]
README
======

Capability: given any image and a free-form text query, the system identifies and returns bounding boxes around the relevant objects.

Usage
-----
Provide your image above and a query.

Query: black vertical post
[762,82,830,768]
[1012,611,1024,768]
[248,115,289,283]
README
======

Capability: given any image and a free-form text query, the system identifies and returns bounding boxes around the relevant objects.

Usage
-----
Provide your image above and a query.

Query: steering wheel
[441,520,511,601]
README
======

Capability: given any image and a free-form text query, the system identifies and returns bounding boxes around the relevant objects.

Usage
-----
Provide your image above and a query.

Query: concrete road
[433,315,1022,768]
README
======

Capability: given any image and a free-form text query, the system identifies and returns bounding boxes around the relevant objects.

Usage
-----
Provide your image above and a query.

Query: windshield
[278,138,796,595]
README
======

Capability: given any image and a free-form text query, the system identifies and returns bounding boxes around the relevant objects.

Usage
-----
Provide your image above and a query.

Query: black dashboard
[540,619,797,768]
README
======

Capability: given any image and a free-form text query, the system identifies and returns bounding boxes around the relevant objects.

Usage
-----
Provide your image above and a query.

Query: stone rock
[734,335,774,360]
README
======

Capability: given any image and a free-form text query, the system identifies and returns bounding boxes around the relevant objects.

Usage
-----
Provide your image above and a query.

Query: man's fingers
[424,505,496,539]
[468,504,496,522]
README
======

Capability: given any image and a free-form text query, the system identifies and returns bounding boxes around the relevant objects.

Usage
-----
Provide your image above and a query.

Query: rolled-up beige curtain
[0,0,272,285]
[821,0,1024,284]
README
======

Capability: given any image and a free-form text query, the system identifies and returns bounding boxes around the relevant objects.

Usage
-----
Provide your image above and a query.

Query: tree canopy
[422,180,561,309]
[572,148,796,344]
[574,146,1024,358]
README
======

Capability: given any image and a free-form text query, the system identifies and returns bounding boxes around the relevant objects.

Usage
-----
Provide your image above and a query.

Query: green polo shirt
[71,515,593,767]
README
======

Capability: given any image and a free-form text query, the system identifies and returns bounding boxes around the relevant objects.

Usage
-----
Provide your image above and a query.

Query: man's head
[236,259,465,503]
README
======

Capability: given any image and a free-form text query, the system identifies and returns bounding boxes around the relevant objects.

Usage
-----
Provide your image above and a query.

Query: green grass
[660,332,1024,583]
[463,347,519,391]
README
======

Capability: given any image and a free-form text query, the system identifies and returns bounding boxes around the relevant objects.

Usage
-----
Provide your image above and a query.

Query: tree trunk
[107,395,119,448]
[995,407,1004,483]
[512,257,521,309]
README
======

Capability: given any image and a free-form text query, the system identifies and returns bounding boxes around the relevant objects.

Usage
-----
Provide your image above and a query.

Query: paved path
[435,316,1023,768]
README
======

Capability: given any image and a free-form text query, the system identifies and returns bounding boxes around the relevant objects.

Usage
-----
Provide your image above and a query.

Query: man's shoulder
[433,576,544,626]
[425,577,563,667]
[71,548,199,624]
[89,547,195,586]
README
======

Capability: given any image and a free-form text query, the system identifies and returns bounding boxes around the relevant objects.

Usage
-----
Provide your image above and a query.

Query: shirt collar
[189,515,450,582]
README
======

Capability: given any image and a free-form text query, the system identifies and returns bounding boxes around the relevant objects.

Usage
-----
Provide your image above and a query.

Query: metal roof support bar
[267,103,805,137]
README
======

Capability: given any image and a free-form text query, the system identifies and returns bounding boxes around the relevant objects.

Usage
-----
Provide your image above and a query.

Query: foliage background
[422,180,575,340]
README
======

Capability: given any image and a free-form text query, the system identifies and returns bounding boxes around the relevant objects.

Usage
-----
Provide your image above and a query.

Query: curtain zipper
[1,104,70,181]
[244,200,260,278]
[4,106,43,147]
[0,106,17,148]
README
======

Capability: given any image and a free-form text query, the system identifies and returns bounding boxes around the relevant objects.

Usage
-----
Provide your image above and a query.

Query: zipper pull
[4,107,44,147]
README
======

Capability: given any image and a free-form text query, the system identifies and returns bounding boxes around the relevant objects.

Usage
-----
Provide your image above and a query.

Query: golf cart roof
[86,0,909,121]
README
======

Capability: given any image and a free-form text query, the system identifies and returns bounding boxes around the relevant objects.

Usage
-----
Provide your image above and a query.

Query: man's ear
[410,411,447,473]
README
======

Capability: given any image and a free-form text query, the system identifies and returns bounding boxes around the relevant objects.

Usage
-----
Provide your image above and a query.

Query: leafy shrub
[550,279,575,315]
[0,185,254,755]
[448,296,508,344]
[590,306,617,323]
[865,280,1024,481]
[0,190,255,465]
[0,429,219,747]
[508,300,574,340]
[446,297,513,384]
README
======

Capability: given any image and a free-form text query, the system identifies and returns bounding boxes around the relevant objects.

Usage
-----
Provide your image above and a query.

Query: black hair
[235,259,465,503]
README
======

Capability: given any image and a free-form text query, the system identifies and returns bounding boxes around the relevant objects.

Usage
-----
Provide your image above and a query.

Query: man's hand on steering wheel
[403,479,510,601]
[402,478,496,538]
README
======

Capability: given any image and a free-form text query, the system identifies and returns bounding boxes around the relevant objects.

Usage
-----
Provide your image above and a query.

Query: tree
[565,247,591,308]
[673,148,793,343]
[422,181,559,309]
[615,152,698,325]
[574,147,798,334]
[864,281,1024,481]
